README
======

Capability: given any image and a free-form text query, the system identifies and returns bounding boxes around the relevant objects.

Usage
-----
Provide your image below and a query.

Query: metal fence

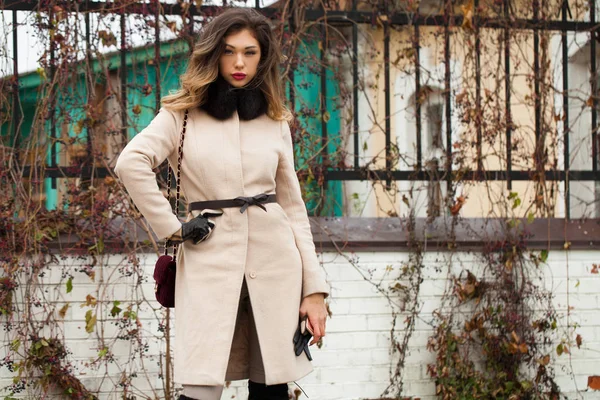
[2,0,599,218]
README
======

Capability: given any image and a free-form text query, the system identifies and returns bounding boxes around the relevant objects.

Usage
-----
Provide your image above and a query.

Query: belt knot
[233,193,271,213]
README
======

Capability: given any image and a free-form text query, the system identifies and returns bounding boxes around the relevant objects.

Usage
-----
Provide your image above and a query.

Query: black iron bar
[20,166,598,181]
[188,0,195,38]
[85,4,92,160]
[324,169,598,181]
[49,7,57,190]
[590,0,598,173]
[2,1,597,31]
[534,0,541,148]
[562,0,570,218]
[120,9,127,144]
[320,23,328,165]
[287,0,295,113]
[155,0,161,113]
[475,0,482,174]
[384,15,391,189]
[444,0,452,190]
[505,0,512,190]
[352,0,359,170]
[415,22,422,170]
[11,10,20,154]
[353,21,359,169]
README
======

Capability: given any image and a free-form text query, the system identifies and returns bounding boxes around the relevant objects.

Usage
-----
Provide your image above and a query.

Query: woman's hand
[299,293,327,345]
[166,209,223,245]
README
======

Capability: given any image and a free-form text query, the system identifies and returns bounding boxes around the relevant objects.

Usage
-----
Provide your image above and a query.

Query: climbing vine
[0,0,595,398]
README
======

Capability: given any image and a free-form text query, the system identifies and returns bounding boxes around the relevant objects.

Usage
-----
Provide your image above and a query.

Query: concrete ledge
[40,217,600,254]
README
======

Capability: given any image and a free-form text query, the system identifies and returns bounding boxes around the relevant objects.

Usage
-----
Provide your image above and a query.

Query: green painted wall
[3,38,342,216]
[287,40,343,217]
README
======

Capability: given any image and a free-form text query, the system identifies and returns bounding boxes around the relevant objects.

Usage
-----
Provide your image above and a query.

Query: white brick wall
[1,250,599,399]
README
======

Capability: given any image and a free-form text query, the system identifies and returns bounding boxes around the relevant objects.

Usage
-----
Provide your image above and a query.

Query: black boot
[178,395,197,400]
[248,380,289,400]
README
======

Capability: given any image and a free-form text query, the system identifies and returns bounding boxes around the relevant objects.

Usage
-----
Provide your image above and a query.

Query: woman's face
[219,28,261,88]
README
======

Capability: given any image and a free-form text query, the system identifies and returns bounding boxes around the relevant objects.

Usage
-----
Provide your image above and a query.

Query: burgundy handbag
[153,109,188,308]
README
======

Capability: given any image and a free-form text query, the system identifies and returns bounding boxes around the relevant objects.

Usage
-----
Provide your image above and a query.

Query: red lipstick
[232,73,246,81]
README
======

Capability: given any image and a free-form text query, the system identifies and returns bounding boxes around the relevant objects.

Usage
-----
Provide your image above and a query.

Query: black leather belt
[188,193,277,214]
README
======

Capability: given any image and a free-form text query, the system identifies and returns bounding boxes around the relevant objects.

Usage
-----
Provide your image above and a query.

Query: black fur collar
[200,75,268,121]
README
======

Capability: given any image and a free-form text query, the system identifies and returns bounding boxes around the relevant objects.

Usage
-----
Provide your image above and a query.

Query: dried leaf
[586,96,595,107]
[98,30,117,47]
[461,0,474,30]
[511,331,520,343]
[85,310,96,333]
[450,195,467,216]
[58,303,69,319]
[455,90,468,104]
[167,21,178,33]
[464,282,475,295]
[81,294,97,308]
[519,343,528,353]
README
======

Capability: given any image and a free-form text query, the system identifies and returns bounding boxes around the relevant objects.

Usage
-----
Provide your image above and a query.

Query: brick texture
[1,250,598,399]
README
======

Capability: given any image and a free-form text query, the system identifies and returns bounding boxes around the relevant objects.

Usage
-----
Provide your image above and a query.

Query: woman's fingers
[309,317,326,345]
[308,318,319,345]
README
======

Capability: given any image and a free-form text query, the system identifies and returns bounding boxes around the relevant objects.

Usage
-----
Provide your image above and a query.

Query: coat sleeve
[114,107,182,241]
[276,119,330,299]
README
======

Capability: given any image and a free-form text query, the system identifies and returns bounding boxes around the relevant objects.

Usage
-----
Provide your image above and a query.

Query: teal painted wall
[288,40,343,217]
[4,39,343,216]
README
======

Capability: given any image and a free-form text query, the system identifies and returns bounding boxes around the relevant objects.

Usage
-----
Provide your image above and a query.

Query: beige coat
[114,106,330,386]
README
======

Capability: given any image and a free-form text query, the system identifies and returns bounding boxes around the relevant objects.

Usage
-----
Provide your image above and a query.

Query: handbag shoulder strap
[164,108,189,257]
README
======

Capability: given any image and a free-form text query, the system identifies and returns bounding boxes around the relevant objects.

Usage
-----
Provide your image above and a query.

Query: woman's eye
[224,49,233,55]
[246,51,256,56]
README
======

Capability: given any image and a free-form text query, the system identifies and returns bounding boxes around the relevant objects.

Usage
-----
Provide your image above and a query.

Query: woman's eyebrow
[224,43,258,49]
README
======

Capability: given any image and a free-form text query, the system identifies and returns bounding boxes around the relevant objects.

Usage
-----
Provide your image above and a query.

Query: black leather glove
[293,316,313,361]
[182,215,213,244]
[167,209,223,245]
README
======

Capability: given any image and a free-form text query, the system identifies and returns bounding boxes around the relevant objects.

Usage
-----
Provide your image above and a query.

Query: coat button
[249,271,257,279]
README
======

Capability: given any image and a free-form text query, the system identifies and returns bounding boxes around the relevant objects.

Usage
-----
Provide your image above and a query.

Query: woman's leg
[247,291,266,384]
[247,380,289,400]
[181,384,224,400]
[247,297,289,400]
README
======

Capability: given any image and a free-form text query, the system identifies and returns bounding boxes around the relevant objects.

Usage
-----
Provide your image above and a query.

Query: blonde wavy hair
[162,7,292,121]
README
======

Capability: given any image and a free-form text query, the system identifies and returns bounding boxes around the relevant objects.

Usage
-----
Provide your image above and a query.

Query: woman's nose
[234,54,244,68]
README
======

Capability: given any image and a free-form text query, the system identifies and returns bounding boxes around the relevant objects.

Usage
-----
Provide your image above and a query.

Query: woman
[114,7,329,400]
